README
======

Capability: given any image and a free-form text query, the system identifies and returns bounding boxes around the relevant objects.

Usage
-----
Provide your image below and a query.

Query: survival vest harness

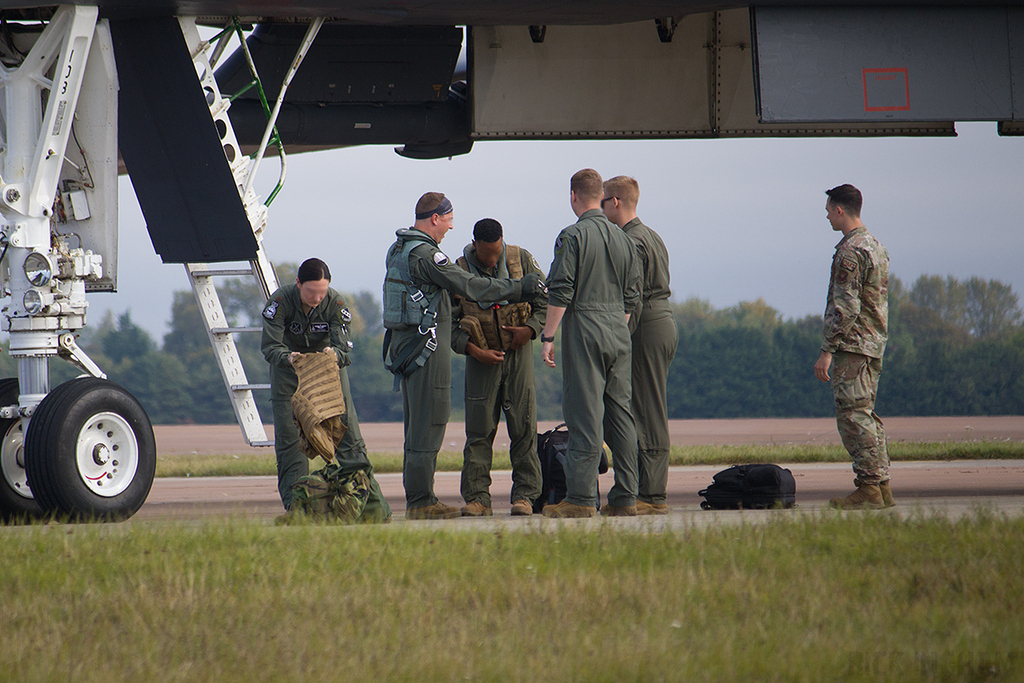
[382,229,444,385]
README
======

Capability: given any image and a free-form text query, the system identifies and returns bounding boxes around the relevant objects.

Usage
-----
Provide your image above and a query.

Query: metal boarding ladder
[176,18,318,447]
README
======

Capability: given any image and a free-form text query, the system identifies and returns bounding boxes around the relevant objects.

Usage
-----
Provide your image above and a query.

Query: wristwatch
[540,334,555,343]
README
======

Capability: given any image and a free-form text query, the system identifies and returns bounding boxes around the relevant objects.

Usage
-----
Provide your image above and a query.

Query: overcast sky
[94,120,1022,341]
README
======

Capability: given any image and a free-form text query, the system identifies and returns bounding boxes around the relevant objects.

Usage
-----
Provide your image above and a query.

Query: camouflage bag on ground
[289,464,371,522]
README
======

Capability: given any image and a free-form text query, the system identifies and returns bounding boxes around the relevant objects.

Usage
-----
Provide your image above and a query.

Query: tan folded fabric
[291,349,347,462]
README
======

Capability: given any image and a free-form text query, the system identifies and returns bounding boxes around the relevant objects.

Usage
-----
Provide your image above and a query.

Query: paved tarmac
[133,417,1024,526]
[136,459,1024,526]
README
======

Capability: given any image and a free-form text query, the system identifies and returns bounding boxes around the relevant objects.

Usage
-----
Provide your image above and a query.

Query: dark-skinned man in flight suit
[539,169,643,518]
[602,175,678,515]
[383,193,546,520]
[261,257,391,521]
[452,218,547,517]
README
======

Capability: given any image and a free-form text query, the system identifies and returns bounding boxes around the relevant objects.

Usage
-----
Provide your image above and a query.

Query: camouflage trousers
[831,350,889,484]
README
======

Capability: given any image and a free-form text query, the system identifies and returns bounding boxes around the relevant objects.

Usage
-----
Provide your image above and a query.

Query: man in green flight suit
[452,218,547,517]
[539,169,643,518]
[602,176,678,515]
[261,257,391,521]
[813,184,895,510]
[383,193,546,520]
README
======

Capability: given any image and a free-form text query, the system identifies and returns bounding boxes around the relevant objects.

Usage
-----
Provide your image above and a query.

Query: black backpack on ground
[532,423,609,513]
[698,464,797,510]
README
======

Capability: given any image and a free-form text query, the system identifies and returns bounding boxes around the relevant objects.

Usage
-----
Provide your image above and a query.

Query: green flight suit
[547,209,643,508]
[621,218,678,506]
[384,228,533,510]
[261,284,391,521]
[822,226,890,485]
[452,243,547,507]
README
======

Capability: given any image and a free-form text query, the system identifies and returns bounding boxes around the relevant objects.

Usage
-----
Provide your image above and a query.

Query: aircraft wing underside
[2,1,1024,25]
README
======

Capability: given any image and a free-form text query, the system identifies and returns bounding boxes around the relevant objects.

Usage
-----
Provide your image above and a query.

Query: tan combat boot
[857,478,897,508]
[407,502,461,520]
[460,501,493,517]
[510,499,533,516]
[636,500,670,515]
[829,481,885,510]
[600,504,639,517]
[878,480,897,508]
[542,501,597,518]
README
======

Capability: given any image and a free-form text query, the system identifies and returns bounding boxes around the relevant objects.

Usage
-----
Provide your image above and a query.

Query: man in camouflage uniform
[452,218,546,517]
[602,176,678,515]
[540,169,643,518]
[383,193,545,520]
[813,184,895,510]
[261,258,391,521]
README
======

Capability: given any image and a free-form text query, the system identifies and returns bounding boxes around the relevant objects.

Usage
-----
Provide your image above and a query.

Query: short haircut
[603,175,640,210]
[415,192,446,217]
[473,218,503,243]
[298,257,331,283]
[825,184,863,217]
[571,168,604,203]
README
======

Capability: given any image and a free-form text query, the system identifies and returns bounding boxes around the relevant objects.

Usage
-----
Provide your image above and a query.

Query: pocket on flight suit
[431,384,451,425]
[465,393,491,433]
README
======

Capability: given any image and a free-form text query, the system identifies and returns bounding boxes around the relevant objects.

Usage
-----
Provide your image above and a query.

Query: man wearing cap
[539,169,643,518]
[452,218,547,517]
[602,176,678,515]
[382,193,546,520]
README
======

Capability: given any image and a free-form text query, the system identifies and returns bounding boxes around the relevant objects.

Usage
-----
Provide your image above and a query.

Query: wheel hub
[1,419,32,500]
[76,413,139,497]
[92,443,110,466]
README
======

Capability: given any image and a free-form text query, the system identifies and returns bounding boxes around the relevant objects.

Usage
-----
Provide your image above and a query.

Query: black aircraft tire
[0,378,44,523]
[24,377,156,521]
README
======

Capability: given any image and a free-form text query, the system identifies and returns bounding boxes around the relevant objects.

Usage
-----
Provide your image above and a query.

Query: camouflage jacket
[822,226,889,358]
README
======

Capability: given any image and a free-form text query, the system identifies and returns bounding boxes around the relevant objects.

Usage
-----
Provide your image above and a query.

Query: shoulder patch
[340,307,352,323]
[262,300,279,320]
[433,251,450,267]
[840,257,857,272]
[555,236,564,251]
[532,255,541,270]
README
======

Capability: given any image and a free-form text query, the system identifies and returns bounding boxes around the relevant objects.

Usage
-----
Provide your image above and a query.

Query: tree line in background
[2,269,1021,424]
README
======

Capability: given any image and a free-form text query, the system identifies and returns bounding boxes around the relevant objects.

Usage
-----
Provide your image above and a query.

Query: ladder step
[211,326,262,335]
[190,268,255,278]
[232,383,271,391]
[249,440,275,448]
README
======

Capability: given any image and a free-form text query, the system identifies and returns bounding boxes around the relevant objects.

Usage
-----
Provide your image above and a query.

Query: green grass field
[2,512,1022,682]
[156,440,1024,478]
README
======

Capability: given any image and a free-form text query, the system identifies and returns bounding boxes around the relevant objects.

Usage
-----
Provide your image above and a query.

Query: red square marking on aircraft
[863,68,910,112]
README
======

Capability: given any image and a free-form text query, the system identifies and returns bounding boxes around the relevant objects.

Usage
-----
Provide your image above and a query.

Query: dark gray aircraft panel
[754,6,1019,123]
[111,17,258,263]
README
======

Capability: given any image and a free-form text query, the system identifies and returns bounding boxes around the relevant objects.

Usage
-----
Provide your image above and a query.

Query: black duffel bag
[532,423,609,513]
[699,464,796,510]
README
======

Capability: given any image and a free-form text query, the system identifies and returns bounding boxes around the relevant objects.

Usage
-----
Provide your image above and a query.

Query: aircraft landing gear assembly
[0,7,157,523]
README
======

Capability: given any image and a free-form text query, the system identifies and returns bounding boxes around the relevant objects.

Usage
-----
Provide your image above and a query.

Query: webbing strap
[383,327,439,390]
